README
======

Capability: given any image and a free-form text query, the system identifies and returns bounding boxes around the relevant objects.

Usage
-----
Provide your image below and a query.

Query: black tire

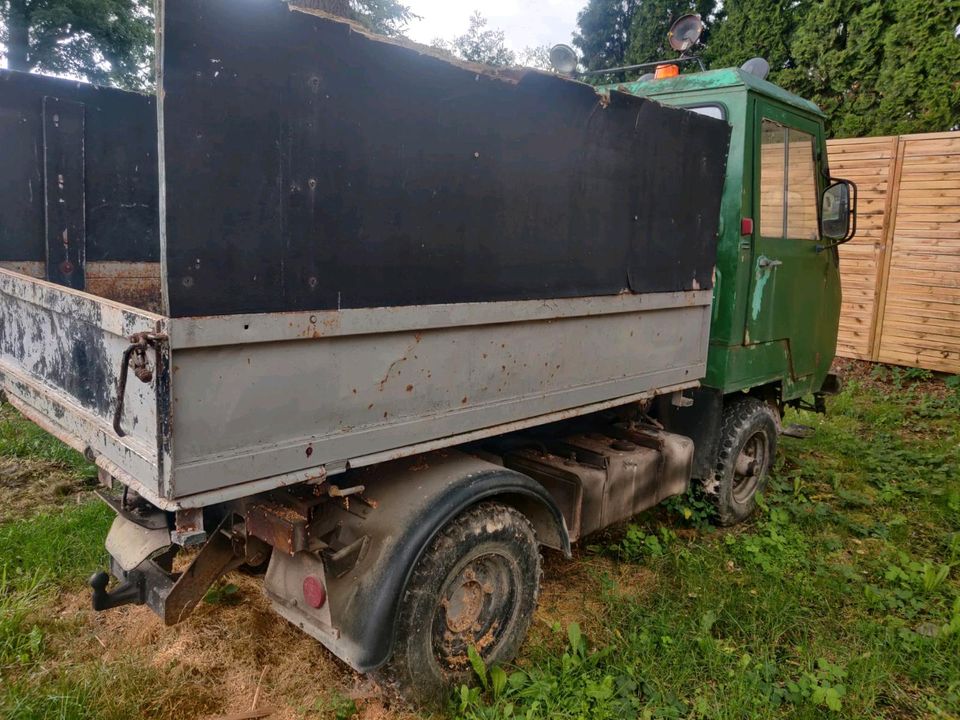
[378,502,541,705]
[709,396,780,526]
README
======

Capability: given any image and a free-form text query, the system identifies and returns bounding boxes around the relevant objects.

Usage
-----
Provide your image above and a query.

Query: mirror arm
[816,238,850,253]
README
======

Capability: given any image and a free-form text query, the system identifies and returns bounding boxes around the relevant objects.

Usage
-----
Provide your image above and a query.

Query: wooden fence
[830,131,960,374]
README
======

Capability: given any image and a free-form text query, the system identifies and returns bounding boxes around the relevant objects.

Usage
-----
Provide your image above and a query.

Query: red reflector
[741,218,754,236]
[302,575,327,609]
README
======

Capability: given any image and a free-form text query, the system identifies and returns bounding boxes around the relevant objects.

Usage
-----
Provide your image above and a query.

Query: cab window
[759,120,819,240]
[685,104,725,120]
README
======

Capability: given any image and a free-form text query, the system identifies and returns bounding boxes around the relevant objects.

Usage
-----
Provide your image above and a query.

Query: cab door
[746,103,838,384]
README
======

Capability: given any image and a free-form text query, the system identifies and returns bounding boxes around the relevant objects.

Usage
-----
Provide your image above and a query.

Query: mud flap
[105,514,170,572]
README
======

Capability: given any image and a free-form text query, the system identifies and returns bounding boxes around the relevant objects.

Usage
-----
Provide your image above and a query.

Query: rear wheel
[709,397,779,526]
[379,502,541,705]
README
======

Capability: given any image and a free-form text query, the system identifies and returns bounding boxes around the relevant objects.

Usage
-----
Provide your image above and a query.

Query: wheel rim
[431,551,520,671]
[732,430,769,503]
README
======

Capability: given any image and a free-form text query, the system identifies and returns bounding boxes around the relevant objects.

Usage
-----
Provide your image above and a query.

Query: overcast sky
[403,0,584,52]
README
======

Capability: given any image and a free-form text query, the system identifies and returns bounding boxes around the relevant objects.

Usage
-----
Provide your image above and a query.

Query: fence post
[870,135,906,361]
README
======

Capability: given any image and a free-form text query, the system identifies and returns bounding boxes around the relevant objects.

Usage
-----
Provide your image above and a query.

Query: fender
[265,449,571,672]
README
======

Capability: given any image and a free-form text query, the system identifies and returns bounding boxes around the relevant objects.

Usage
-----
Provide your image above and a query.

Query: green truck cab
[611,68,851,400]
[599,65,856,523]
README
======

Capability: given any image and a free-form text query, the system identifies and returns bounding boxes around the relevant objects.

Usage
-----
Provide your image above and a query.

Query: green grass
[1,368,958,719]
[455,373,960,719]
[0,499,114,718]
[0,500,212,720]
[0,404,93,475]
[0,502,113,589]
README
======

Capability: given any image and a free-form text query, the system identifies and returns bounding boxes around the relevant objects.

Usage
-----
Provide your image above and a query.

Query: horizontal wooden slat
[810,132,958,371]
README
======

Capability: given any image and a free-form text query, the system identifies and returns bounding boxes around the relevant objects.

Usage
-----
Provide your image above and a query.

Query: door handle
[758,256,783,269]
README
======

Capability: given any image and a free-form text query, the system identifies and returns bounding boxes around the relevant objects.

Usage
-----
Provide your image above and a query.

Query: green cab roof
[603,67,825,118]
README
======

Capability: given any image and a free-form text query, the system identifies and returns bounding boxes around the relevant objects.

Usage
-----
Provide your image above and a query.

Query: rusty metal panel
[0,270,708,512]
[503,427,693,540]
[246,499,311,556]
[165,291,710,500]
[0,269,170,502]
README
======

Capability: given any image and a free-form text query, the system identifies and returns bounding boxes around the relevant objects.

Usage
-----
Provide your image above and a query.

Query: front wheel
[708,396,780,526]
[379,502,541,705]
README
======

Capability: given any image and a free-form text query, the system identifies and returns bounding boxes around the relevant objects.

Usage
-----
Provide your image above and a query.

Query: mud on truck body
[0,1,854,701]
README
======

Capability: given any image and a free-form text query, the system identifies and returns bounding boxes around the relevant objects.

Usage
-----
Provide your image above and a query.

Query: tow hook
[89,570,145,611]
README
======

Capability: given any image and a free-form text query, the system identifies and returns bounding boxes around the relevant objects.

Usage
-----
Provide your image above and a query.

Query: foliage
[291,0,415,37]
[432,12,515,67]
[517,45,551,70]
[0,0,154,90]
[706,0,804,73]
[729,504,810,574]
[873,0,960,135]
[202,582,241,606]
[573,0,641,71]
[0,501,112,585]
[576,0,960,137]
[605,524,675,562]
[775,1,887,138]
[662,485,717,529]
[456,621,862,717]
[0,567,46,667]
[310,691,359,720]
[0,403,93,475]
[455,371,960,718]
[770,0,960,138]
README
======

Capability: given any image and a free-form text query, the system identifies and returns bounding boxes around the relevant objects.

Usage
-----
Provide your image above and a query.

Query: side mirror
[820,180,856,243]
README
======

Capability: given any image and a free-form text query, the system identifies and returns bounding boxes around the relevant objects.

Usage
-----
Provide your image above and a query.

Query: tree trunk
[6,4,31,71]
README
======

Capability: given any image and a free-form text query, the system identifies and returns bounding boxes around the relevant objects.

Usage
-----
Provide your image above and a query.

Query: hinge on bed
[113,331,168,438]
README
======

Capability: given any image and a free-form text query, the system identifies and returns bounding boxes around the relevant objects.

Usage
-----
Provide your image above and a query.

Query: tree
[432,12,515,67]
[573,0,640,70]
[626,0,716,65]
[707,0,807,72]
[518,44,551,70]
[773,0,958,137]
[875,0,960,134]
[0,0,154,89]
[292,0,415,37]
[777,0,889,138]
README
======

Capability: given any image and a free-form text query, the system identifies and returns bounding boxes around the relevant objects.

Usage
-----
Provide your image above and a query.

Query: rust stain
[378,355,407,391]
[85,262,162,312]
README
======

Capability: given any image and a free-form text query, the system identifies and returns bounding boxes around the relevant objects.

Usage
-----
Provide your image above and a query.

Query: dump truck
[0,0,854,701]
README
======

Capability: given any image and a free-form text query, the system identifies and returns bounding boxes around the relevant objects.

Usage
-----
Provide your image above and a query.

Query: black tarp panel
[43,97,86,289]
[160,0,731,317]
[0,71,159,266]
